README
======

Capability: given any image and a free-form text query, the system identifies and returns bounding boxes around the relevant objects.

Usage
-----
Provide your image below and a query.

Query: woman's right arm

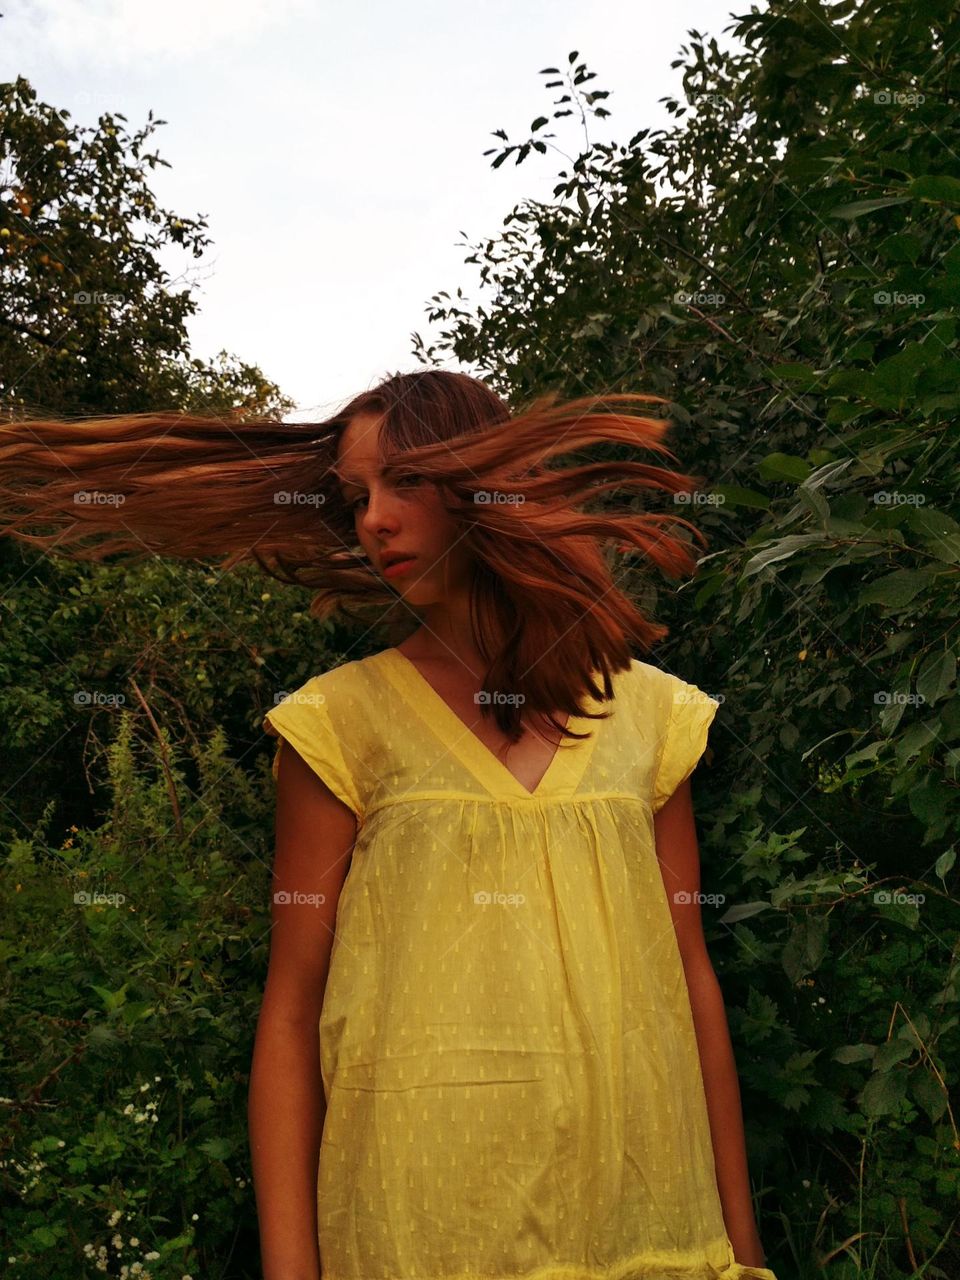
[249,738,358,1280]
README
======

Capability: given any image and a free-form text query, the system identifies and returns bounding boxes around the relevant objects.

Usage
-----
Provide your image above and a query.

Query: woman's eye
[346,476,423,512]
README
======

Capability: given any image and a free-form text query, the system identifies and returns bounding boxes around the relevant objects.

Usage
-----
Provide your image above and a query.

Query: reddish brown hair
[0,369,710,739]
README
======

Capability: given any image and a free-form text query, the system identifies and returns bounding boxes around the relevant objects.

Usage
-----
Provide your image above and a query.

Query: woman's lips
[383,556,417,579]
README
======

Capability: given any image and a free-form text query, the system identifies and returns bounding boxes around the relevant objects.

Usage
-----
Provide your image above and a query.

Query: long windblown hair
[0,370,712,740]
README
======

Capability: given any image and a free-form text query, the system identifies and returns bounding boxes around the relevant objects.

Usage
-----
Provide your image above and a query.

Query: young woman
[0,371,777,1280]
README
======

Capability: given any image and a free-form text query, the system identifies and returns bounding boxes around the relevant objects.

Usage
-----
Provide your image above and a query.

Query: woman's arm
[653,778,769,1271]
[249,740,358,1280]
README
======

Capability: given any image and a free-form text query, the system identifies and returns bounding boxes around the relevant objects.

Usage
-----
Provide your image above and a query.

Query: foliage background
[2,1,959,1276]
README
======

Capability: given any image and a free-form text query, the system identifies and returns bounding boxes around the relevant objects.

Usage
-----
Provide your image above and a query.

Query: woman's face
[335,412,474,606]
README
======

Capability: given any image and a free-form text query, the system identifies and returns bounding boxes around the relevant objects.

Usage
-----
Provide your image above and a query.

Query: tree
[0,75,299,838]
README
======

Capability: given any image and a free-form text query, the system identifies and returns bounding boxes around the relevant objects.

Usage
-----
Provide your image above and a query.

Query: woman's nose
[360,490,399,536]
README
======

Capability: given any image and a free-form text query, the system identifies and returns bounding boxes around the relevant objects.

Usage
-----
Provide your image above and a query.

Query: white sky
[3,0,756,422]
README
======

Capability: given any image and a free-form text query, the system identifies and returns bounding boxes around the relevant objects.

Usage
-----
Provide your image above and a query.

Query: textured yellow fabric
[262,649,777,1280]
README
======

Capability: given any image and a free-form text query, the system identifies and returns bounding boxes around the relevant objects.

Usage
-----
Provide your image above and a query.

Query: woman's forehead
[335,414,385,480]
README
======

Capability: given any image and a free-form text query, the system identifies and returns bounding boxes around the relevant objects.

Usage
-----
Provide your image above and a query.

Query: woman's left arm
[654,777,769,1271]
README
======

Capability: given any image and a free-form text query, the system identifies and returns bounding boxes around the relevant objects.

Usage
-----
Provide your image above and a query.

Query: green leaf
[873,1039,914,1071]
[877,232,923,264]
[718,900,770,924]
[922,534,960,564]
[28,1224,64,1249]
[909,174,960,204]
[895,720,940,764]
[828,196,911,219]
[712,484,770,510]
[798,486,830,523]
[905,507,960,537]
[858,568,936,608]
[916,650,956,706]
[781,916,828,983]
[860,1067,908,1116]
[769,362,821,389]
[802,458,853,492]
[199,1135,235,1161]
[844,740,883,768]
[757,452,812,483]
[90,982,129,1012]
[910,1070,949,1123]
[743,534,828,578]
[833,1043,876,1064]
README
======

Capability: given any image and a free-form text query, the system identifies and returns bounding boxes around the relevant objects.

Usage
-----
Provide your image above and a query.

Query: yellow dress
[263,648,778,1280]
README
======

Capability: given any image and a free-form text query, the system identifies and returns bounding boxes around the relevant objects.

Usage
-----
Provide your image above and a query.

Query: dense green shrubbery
[3,0,959,1276]
[3,719,275,1276]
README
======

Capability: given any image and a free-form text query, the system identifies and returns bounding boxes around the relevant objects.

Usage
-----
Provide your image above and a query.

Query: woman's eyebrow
[333,466,382,487]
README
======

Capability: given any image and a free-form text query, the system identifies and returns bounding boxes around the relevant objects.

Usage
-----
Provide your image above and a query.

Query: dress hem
[317,1239,778,1280]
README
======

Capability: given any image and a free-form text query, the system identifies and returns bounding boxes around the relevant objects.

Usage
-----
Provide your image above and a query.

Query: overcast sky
[3,0,757,423]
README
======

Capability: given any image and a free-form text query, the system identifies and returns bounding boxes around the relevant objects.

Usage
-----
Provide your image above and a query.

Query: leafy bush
[2,718,276,1277]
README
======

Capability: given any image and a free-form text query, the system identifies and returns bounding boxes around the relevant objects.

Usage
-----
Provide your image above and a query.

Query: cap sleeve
[262,676,364,824]
[651,671,720,813]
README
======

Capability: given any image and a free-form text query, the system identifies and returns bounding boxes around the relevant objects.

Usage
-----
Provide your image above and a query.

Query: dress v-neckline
[379,647,602,801]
